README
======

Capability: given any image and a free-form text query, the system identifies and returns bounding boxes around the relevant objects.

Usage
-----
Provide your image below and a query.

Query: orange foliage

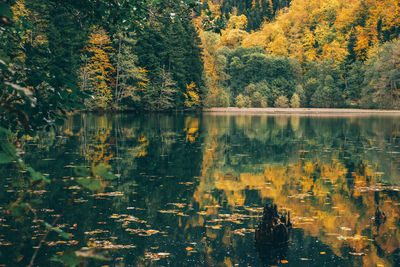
[242,0,400,63]
[85,26,115,108]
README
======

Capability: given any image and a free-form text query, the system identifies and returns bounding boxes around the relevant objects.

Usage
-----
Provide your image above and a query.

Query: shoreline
[203,107,400,116]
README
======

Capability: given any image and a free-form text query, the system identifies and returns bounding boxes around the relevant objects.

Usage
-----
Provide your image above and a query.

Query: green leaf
[44,222,71,240]
[92,163,115,180]
[74,166,91,177]
[77,178,102,191]
[0,152,11,164]
[75,248,110,260]
[0,3,13,20]
[9,202,28,217]
[0,141,16,158]
[51,250,82,267]
[26,167,49,183]
[0,127,11,137]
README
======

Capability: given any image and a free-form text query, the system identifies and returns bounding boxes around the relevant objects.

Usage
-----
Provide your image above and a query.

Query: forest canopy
[1,0,400,115]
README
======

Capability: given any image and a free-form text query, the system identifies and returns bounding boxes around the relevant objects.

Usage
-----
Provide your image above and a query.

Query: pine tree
[113,31,144,106]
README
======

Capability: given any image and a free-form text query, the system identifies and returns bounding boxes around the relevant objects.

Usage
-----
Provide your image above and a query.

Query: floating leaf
[349,252,365,256]
[93,192,123,197]
[77,178,102,192]
[44,222,71,240]
[93,164,115,180]
[74,166,91,177]
[51,250,82,267]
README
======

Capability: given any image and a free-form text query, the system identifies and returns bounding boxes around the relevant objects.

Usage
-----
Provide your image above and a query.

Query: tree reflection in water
[2,114,400,266]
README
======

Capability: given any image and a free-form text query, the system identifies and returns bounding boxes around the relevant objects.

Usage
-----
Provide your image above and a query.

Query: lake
[1,113,400,266]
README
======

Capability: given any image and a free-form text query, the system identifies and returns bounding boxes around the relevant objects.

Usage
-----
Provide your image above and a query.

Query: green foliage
[43,222,71,240]
[290,93,301,108]
[274,95,289,108]
[135,4,204,110]
[225,47,300,102]
[220,0,292,31]
[142,69,177,111]
[304,60,344,108]
[204,88,230,107]
[113,31,143,107]
[251,91,263,107]
[52,249,110,267]
[235,93,251,108]
[361,39,400,109]
[74,163,115,191]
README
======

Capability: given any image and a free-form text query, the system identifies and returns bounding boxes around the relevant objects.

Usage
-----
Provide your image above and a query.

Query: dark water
[2,113,400,266]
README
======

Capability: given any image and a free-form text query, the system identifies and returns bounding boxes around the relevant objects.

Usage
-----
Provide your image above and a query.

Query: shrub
[290,93,300,108]
[274,95,289,108]
[235,94,251,108]
[251,91,262,107]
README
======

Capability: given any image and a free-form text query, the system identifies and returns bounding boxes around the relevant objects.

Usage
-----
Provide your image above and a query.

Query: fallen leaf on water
[233,228,253,236]
[158,209,178,214]
[349,252,365,256]
[84,229,109,235]
[145,252,170,261]
[157,253,170,256]
[93,191,123,197]
[125,228,164,236]
[168,203,186,208]
[87,240,135,249]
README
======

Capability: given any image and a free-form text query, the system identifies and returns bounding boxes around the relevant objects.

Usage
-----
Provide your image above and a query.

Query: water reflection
[1,114,400,266]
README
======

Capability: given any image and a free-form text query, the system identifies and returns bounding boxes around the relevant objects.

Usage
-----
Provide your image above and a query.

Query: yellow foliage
[85,26,115,108]
[184,117,199,143]
[226,14,248,30]
[184,82,200,108]
[241,0,400,63]
[10,0,47,63]
[221,15,249,48]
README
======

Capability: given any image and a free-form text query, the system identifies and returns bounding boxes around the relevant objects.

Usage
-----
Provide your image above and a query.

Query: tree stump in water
[255,204,291,246]
[374,207,387,232]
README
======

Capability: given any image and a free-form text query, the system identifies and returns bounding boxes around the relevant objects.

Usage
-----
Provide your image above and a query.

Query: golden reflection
[192,157,400,266]
[190,115,400,267]
[184,116,199,143]
[80,115,114,165]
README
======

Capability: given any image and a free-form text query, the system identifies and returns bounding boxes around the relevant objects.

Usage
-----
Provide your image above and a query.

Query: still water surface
[2,113,400,266]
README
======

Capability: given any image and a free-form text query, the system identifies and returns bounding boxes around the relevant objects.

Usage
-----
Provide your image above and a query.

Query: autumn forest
[1,0,400,266]
[2,0,400,116]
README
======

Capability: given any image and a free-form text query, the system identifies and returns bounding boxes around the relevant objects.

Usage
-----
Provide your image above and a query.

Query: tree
[221,14,249,48]
[362,39,400,109]
[85,26,115,109]
[113,31,144,106]
[274,95,289,107]
[144,69,177,111]
[184,81,201,109]
[290,93,300,108]
[251,91,263,107]
[235,93,251,108]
